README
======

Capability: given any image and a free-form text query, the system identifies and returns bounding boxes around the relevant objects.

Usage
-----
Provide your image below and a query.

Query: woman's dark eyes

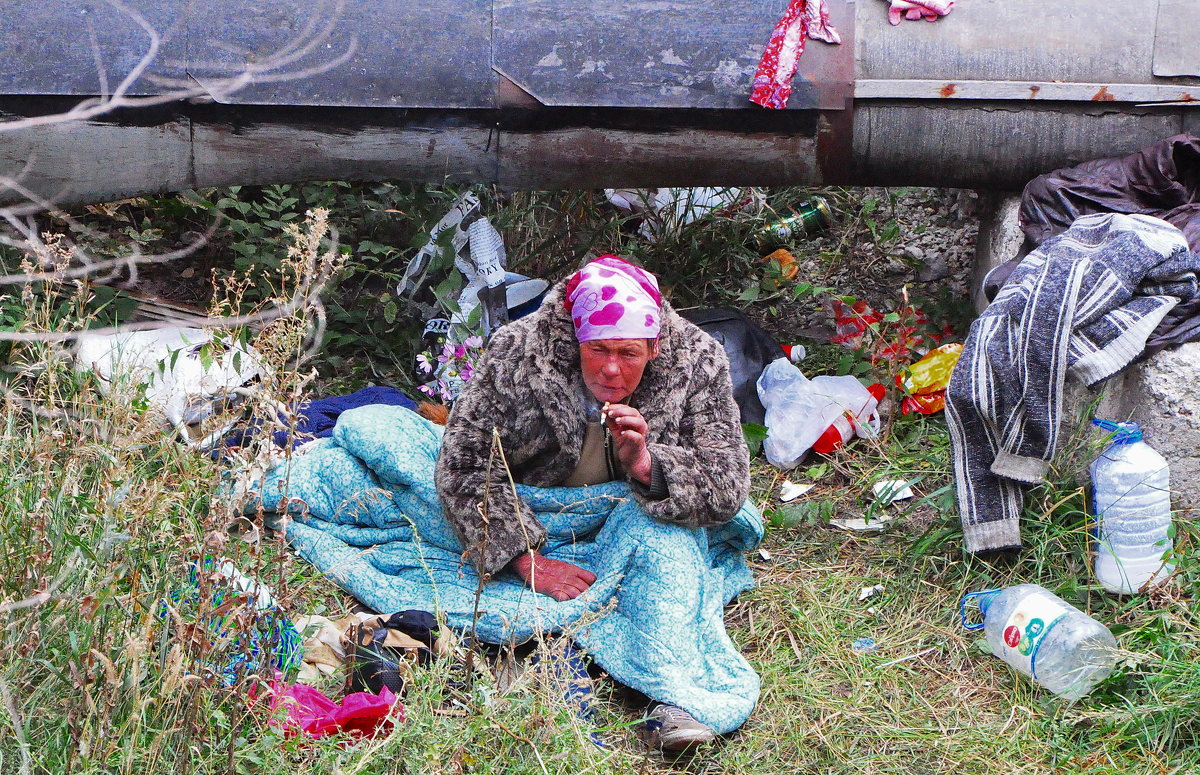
[587,347,640,359]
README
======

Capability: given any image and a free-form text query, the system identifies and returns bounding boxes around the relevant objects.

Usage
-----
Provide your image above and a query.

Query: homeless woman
[436,255,761,749]
[254,256,763,752]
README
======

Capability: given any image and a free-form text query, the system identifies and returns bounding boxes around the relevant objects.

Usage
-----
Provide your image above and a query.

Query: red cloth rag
[750,0,841,110]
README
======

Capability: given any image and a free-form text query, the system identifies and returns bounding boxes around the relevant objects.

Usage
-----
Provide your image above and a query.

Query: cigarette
[601,401,610,421]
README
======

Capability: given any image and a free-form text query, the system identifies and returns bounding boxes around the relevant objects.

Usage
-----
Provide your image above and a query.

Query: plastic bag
[255,679,401,739]
[604,187,762,241]
[75,327,266,429]
[756,358,880,469]
[897,342,962,415]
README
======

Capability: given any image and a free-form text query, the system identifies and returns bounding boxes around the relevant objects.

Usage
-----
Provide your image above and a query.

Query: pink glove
[887,0,954,25]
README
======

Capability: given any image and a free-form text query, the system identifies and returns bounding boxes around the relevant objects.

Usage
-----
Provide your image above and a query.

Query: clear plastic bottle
[1090,419,1173,595]
[962,584,1117,701]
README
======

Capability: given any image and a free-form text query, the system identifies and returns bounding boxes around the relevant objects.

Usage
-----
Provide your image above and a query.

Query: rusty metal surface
[0,100,832,203]
[192,122,495,186]
[500,126,821,189]
[0,116,192,205]
[3,100,1200,206]
[851,102,1191,188]
[855,0,1188,86]
[855,80,1200,105]
[1154,0,1200,78]
[0,0,186,95]
[815,105,856,185]
[187,0,494,108]
[493,0,853,110]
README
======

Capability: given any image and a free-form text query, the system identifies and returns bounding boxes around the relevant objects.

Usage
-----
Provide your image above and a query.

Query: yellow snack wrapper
[903,343,963,395]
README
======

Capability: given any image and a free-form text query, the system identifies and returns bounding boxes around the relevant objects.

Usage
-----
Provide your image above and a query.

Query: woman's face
[579,338,659,404]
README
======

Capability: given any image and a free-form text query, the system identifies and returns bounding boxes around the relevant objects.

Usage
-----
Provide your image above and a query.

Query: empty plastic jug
[962,584,1118,701]
[1090,419,1173,595]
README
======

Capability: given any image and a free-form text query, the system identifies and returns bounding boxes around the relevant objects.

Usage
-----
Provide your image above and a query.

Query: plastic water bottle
[961,584,1118,701]
[1090,419,1173,595]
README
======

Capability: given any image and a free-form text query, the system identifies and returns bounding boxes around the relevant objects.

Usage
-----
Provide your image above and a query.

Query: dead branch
[0,0,355,317]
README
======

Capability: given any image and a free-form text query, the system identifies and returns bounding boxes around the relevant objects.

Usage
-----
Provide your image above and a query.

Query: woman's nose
[602,358,621,376]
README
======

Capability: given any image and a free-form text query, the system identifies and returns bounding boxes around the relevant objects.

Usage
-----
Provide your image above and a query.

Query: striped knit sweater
[948,213,1200,554]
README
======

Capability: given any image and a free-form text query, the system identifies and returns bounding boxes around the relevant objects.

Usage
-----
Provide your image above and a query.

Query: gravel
[751,187,980,342]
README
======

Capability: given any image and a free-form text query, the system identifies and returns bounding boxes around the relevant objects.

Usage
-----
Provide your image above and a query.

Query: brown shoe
[645,704,716,751]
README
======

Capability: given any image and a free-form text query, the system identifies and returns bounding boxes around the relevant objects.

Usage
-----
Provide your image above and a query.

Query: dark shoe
[645,703,716,751]
[346,610,439,695]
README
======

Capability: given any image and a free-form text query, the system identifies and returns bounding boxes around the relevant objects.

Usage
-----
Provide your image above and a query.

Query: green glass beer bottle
[756,196,833,247]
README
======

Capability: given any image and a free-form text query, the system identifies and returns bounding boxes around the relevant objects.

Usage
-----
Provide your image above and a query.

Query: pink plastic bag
[258,680,402,739]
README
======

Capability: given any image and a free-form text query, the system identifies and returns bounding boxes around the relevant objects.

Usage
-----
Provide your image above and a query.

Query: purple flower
[460,362,474,381]
[464,335,484,350]
[418,383,436,397]
[415,353,434,375]
[454,344,467,360]
[440,342,455,362]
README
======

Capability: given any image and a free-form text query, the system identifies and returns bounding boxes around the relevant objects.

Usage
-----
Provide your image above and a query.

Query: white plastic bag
[756,358,880,469]
[75,326,266,430]
[604,187,762,241]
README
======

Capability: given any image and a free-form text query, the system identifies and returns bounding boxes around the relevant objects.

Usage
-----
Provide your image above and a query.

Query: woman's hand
[604,403,653,485]
[510,552,597,601]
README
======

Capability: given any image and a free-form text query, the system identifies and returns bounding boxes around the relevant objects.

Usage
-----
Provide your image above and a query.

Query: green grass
[2,184,1199,774]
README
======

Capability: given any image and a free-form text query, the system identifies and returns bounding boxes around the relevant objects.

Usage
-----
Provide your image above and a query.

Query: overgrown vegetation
[1,182,1197,774]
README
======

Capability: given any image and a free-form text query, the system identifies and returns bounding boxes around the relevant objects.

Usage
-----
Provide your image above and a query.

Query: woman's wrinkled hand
[510,552,597,601]
[603,403,653,484]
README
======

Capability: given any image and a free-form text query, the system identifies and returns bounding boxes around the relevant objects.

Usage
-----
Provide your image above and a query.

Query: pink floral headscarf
[564,255,662,343]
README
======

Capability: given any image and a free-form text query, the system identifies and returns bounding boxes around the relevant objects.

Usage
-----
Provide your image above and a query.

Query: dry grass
[3,186,1199,774]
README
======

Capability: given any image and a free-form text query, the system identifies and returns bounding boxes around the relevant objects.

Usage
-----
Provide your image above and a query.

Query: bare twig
[0,0,354,324]
[0,549,81,615]
[0,0,354,135]
[0,672,31,775]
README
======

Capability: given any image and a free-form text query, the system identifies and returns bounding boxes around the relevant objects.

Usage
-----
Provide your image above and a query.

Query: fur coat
[435,281,751,577]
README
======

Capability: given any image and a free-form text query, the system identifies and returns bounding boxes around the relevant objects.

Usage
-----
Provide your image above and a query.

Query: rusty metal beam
[855,80,1200,105]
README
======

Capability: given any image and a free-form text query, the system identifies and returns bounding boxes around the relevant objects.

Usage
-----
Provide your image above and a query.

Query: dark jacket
[435,281,751,576]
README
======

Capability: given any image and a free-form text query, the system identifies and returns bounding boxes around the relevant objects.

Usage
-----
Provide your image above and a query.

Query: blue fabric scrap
[222,386,416,452]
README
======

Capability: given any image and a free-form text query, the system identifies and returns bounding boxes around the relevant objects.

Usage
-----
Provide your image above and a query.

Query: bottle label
[999,595,1071,678]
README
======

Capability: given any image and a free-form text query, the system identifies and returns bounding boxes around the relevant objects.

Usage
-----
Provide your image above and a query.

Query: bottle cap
[960,589,1001,630]
[780,343,806,362]
[1092,418,1143,444]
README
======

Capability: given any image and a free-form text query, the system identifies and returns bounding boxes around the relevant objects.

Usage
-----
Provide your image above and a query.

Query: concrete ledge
[971,192,1024,314]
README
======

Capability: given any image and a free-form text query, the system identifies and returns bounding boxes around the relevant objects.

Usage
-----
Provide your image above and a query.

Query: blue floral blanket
[249,405,763,734]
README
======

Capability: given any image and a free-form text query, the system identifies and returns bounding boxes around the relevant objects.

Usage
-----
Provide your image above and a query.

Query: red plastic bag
[828,298,951,363]
[257,679,402,739]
